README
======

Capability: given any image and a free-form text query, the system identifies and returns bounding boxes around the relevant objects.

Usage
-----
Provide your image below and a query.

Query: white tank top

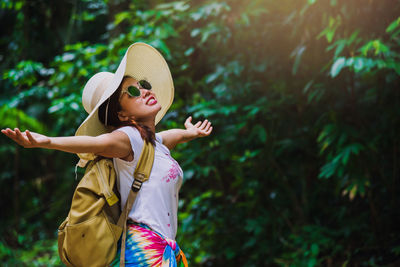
[113,126,183,240]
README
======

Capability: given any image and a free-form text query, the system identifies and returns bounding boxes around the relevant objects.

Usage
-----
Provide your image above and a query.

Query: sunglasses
[121,80,152,98]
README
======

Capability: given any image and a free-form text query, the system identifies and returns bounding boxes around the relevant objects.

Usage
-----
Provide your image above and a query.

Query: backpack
[57,141,155,267]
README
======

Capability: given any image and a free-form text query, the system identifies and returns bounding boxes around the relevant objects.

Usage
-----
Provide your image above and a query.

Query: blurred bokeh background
[1,0,400,266]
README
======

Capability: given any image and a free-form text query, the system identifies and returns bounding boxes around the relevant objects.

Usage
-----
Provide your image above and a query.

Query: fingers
[200,121,212,136]
[185,117,213,136]
[2,128,14,137]
[199,119,208,129]
[15,128,23,139]
[205,126,213,135]
[1,128,22,145]
[196,119,212,136]
[1,128,33,147]
[185,116,192,124]
[193,119,212,129]
[184,116,193,128]
[15,128,29,146]
[204,121,211,131]
[25,130,35,143]
[2,128,17,140]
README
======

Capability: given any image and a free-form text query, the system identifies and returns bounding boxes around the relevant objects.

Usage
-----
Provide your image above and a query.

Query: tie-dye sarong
[111,222,188,267]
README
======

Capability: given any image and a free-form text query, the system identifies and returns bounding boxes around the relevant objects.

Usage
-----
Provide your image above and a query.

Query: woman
[1,43,212,266]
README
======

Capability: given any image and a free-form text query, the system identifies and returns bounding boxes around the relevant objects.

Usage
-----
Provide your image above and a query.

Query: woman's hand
[158,116,213,150]
[1,128,50,148]
[183,116,213,141]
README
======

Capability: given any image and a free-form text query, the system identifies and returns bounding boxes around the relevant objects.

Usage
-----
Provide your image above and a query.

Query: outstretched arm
[159,116,213,150]
[1,128,131,159]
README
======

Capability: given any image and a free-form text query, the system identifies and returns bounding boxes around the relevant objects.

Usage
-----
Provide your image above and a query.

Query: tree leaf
[330,57,346,77]
[386,17,400,32]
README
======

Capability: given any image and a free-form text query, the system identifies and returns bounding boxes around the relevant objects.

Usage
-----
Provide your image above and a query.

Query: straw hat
[75,42,174,162]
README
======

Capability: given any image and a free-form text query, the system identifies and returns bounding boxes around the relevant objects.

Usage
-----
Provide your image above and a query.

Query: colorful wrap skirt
[111,222,188,267]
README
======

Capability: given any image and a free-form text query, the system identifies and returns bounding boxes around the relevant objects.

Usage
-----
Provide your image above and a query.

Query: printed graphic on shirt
[162,153,182,183]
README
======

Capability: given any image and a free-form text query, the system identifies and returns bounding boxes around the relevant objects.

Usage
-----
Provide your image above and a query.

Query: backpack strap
[117,141,155,267]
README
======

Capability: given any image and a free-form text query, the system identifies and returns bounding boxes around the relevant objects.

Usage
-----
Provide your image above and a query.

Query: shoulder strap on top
[117,141,155,266]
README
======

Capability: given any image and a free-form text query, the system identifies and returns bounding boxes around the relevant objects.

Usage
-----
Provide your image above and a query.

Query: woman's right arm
[1,128,131,159]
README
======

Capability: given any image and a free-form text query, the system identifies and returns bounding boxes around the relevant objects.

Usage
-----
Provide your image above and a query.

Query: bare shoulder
[109,129,130,141]
[97,130,130,144]
[93,130,132,160]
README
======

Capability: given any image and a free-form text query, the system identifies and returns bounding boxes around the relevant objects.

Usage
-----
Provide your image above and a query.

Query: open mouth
[146,96,157,105]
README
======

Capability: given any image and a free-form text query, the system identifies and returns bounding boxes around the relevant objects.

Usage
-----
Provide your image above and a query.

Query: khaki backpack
[58,141,155,267]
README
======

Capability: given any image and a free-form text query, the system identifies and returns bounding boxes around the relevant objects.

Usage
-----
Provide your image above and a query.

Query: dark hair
[98,76,155,146]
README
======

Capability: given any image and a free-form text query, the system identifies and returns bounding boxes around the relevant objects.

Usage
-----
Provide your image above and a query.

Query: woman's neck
[137,118,156,134]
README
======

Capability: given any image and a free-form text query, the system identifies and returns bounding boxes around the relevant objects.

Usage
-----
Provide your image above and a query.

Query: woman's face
[117,77,161,123]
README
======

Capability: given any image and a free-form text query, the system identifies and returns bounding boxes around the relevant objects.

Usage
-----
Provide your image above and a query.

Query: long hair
[98,76,156,146]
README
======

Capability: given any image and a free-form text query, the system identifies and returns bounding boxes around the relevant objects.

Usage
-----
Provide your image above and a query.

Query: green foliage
[318,15,342,43]
[1,0,400,266]
[275,225,341,267]
[0,106,45,132]
[0,239,62,266]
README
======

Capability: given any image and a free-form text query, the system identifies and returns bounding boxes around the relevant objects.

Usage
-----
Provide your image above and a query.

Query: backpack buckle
[132,173,146,192]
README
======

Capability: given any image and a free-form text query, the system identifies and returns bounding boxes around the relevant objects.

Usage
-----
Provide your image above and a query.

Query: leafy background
[1,0,400,266]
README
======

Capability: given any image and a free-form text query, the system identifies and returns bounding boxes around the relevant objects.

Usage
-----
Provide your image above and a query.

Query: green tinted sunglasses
[121,80,152,98]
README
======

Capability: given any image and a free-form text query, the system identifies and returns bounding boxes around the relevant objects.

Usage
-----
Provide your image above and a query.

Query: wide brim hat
[75,42,174,162]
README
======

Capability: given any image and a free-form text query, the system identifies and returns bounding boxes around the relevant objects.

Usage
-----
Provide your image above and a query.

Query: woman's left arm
[159,116,212,150]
